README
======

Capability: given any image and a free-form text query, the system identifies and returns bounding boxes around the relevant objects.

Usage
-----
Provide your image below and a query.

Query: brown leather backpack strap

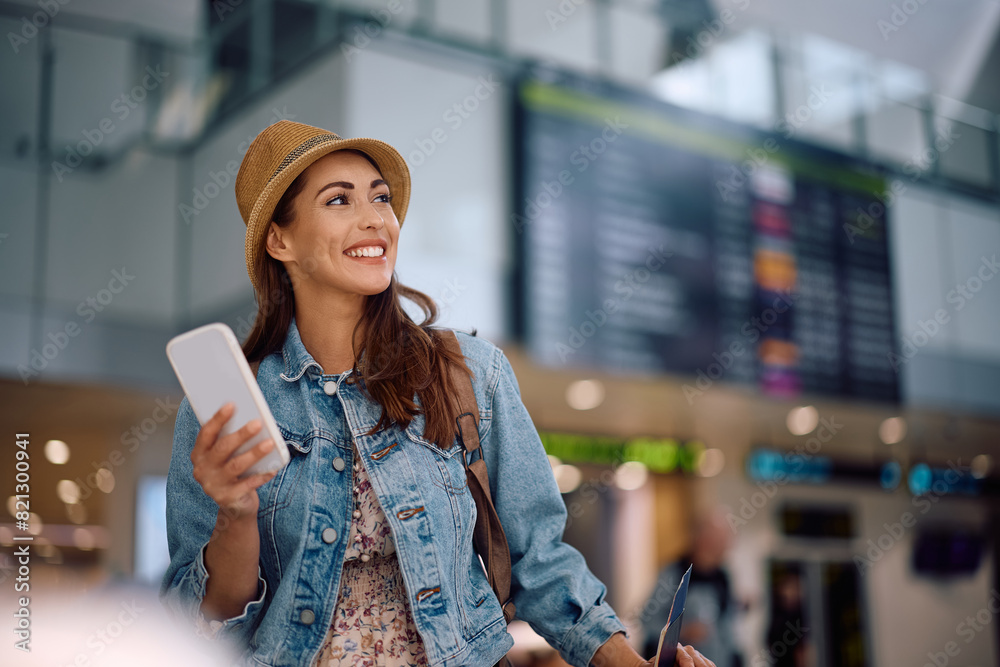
[441,330,516,625]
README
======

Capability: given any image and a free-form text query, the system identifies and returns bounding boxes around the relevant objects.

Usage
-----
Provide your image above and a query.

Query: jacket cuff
[191,541,268,641]
[559,602,628,667]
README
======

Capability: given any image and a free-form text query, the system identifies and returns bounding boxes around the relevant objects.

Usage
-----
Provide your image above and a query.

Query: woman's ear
[265,222,292,261]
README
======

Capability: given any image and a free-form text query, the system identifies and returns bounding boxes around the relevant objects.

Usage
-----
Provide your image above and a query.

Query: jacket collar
[279,316,361,382]
[280,317,324,382]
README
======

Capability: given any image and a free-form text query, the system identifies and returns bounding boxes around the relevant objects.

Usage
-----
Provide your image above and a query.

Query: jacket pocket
[459,548,506,640]
[404,411,464,459]
[256,424,309,517]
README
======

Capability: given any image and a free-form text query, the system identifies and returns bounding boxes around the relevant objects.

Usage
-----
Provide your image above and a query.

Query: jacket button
[322,528,338,544]
[323,381,338,396]
[332,456,345,472]
[299,609,315,625]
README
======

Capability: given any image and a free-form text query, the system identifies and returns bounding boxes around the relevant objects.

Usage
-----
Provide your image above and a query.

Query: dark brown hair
[241,150,474,449]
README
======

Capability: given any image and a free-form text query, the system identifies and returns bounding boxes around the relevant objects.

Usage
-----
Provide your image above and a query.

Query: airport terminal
[0,1,998,665]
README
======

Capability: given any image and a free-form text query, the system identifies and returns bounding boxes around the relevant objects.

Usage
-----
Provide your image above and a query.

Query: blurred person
[764,570,809,667]
[159,120,717,667]
[640,510,743,667]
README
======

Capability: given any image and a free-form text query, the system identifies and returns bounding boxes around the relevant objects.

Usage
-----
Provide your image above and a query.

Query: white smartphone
[166,322,290,477]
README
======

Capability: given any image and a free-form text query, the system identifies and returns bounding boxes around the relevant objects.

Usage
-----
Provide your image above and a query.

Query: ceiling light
[45,439,70,464]
[879,417,906,445]
[566,380,605,411]
[786,406,818,435]
[697,448,725,477]
[615,461,649,490]
[553,464,583,494]
[57,480,81,505]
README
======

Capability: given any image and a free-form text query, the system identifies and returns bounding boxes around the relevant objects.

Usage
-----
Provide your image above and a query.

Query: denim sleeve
[158,397,268,648]
[480,348,627,667]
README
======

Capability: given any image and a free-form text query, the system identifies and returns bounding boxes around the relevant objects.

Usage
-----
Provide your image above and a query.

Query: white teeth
[346,246,384,258]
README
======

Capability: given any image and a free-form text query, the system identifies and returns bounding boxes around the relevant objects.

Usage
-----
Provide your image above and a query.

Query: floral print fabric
[312,447,428,667]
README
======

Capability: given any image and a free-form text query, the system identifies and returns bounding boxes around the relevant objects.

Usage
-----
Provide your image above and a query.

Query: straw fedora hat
[235,120,411,291]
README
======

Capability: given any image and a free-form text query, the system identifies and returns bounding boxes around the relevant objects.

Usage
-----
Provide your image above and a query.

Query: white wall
[713,468,996,667]
[0,147,179,386]
[891,183,1000,413]
[344,47,510,342]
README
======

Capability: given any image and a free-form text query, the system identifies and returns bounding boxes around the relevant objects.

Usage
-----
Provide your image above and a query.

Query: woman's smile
[343,238,388,263]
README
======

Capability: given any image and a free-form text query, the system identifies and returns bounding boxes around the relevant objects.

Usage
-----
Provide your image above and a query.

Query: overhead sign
[539,431,703,474]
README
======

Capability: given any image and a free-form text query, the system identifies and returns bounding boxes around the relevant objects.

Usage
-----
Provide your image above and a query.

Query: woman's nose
[360,200,385,229]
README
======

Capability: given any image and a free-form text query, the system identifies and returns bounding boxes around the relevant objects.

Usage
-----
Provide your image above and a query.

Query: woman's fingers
[210,418,263,466]
[189,403,277,512]
[676,645,716,667]
[239,470,278,496]
[191,402,235,464]
[223,439,275,479]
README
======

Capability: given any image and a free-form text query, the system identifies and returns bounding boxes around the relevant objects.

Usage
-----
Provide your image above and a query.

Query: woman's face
[266,149,399,299]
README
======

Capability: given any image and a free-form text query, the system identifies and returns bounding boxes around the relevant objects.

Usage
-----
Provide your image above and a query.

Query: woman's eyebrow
[315,179,388,198]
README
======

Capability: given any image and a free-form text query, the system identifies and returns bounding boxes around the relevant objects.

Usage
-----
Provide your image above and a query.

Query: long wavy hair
[241,151,474,449]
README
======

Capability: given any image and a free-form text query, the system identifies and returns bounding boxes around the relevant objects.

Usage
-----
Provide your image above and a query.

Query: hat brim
[244,136,411,291]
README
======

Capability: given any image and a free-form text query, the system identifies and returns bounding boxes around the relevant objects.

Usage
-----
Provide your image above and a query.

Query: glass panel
[213,16,252,116]
[780,60,856,151]
[0,16,41,163]
[648,58,715,115]
[337,0,420,29]
[867,100,926,166]
[713,29,775,127]
[935,117,993,188]
[880,59,929,105]
[50,29,138,156]
[507,0,600,72]
[608,4,669,85]
[273,0,320,77]
[435,0,491,44]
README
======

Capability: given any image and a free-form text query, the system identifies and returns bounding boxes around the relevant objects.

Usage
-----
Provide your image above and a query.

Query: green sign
[539,431,704,474]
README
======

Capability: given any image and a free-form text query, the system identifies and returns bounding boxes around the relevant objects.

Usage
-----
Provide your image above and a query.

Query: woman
[160,120,716,667]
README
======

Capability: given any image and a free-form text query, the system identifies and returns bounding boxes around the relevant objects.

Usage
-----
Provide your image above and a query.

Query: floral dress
[311,446,428,667]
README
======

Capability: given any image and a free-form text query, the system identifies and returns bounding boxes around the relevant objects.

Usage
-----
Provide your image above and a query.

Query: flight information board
[512,66,898,403]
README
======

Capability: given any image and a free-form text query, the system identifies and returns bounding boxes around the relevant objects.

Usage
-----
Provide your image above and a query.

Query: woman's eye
[326,194,348,205]
[374,192,392,204]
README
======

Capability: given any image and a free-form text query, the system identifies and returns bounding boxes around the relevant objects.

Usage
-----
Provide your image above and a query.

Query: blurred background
[1,0,999,665]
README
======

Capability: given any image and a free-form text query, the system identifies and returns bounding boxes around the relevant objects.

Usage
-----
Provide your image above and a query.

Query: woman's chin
[348,277,393,296]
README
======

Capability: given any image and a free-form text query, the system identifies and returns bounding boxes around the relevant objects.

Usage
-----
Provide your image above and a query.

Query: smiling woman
[159,120,715,667]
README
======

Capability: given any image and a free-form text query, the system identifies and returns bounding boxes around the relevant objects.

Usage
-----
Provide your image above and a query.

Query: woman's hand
[190,402,277,520]
[676,644,717,667]
[591,633,717,667]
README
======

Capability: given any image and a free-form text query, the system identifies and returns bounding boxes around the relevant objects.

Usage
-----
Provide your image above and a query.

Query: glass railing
[1,0,997,197]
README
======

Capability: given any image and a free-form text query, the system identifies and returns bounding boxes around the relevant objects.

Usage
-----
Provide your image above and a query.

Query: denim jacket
[160,318,626,667]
